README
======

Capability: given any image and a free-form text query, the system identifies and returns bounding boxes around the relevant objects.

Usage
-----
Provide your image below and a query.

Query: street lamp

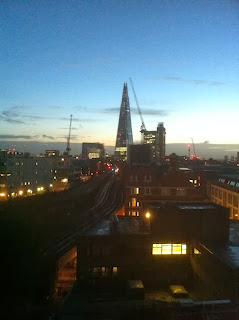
[145,212,151,219]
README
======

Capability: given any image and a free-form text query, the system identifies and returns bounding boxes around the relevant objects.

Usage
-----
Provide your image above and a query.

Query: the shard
[114,82,133,160]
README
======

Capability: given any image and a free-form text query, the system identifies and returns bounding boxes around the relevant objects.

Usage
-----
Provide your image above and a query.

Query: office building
[114,82,133,161]
[208,175,239,220]
[143,122,166,162]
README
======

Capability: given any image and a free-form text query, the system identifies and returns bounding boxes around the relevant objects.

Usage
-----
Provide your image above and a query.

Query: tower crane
[129,78,147,132]
[65,114,73,155]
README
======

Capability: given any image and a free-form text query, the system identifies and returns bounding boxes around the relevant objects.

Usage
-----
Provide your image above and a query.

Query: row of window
[90,266,118,278]
[211,186,239,207]
[87,244,202,257]
[152,244,187,255]
[130,187,187,196]
[128,211,140,216]
[130,187,151,195]
[128,198,140,207]
[129,175,152,182]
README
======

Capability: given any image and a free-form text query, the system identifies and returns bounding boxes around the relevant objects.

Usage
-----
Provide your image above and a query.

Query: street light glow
[145,212,151,219]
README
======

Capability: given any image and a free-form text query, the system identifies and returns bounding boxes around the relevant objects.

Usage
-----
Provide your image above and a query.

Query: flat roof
[178,205,216,210]
[89,216,147,236]
[207,244,239,269]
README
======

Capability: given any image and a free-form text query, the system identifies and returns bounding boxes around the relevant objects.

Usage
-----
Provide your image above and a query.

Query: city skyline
[1,0,239,153]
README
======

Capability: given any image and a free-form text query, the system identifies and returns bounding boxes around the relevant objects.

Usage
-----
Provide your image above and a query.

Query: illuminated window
[152,243,161,255]
[172,244,182,254]
[162,244,172,254]
[112,266,118,276]
[193,248,201,255]
[182,244,187,254]
[132,198,136,207]
[152,244,187,255]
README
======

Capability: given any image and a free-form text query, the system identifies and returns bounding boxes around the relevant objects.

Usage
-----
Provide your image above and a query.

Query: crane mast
[129,78,147,132]
[65,114,73,155]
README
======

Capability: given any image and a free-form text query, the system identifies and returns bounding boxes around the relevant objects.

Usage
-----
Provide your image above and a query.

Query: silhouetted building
[143,122,166,162]
[45,150,60,157]
[114,82,133,161]
[82,142,105,159]
[128,144,152,166]
[60,202,239,319]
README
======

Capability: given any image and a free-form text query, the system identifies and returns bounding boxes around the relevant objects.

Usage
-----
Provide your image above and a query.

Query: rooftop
[89,216,147,237]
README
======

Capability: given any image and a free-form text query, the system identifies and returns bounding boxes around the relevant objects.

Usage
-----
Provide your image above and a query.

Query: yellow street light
[145,212,151,219]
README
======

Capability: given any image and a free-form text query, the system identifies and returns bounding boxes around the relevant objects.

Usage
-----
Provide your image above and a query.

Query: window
[131,198,136,207]
[145,174,151,182]
[161,187,170,196]
[162,244,171,254]
[172,244,182,254]
[228,193,232,204]
[145,187,151,195]
[130,187,139,195]
[193,248,201,255]
[152,243,161,255]
[152,243,187,255]
[233,195,238,207]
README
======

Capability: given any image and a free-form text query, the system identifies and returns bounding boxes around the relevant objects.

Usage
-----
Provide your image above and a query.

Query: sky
[1,0,239,157]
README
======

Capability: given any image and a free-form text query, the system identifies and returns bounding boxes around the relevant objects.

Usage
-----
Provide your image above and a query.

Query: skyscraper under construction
[143,122,166,162]
[114,82,133,160]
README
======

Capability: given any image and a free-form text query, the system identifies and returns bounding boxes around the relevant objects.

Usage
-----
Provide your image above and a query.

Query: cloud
[42,135,54,140]
[0,116,26,124]
[160,76,226,86]
[133,108,168,116]
[1,107,82,124]
[0,134,34,139]
[102,107,169,116]
[58,135,78,140]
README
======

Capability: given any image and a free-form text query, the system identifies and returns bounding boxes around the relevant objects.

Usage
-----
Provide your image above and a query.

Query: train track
[43,174,123,256]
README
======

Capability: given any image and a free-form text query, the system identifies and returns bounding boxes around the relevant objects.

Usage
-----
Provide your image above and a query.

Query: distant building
[122,156,205,217]
[208,175,239,220]
[128,144,153,166]
[45,150,60,157]
[114,82,133,161]
[82,142,105,159]
[142,122,166,162]
[0,150,52,199]
[0,149,80,199]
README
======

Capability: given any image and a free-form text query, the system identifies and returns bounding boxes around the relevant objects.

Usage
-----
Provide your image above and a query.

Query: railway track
[43,174,123,256]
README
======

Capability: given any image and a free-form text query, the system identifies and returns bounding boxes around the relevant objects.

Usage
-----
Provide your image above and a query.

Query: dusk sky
[1,0,239,156]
